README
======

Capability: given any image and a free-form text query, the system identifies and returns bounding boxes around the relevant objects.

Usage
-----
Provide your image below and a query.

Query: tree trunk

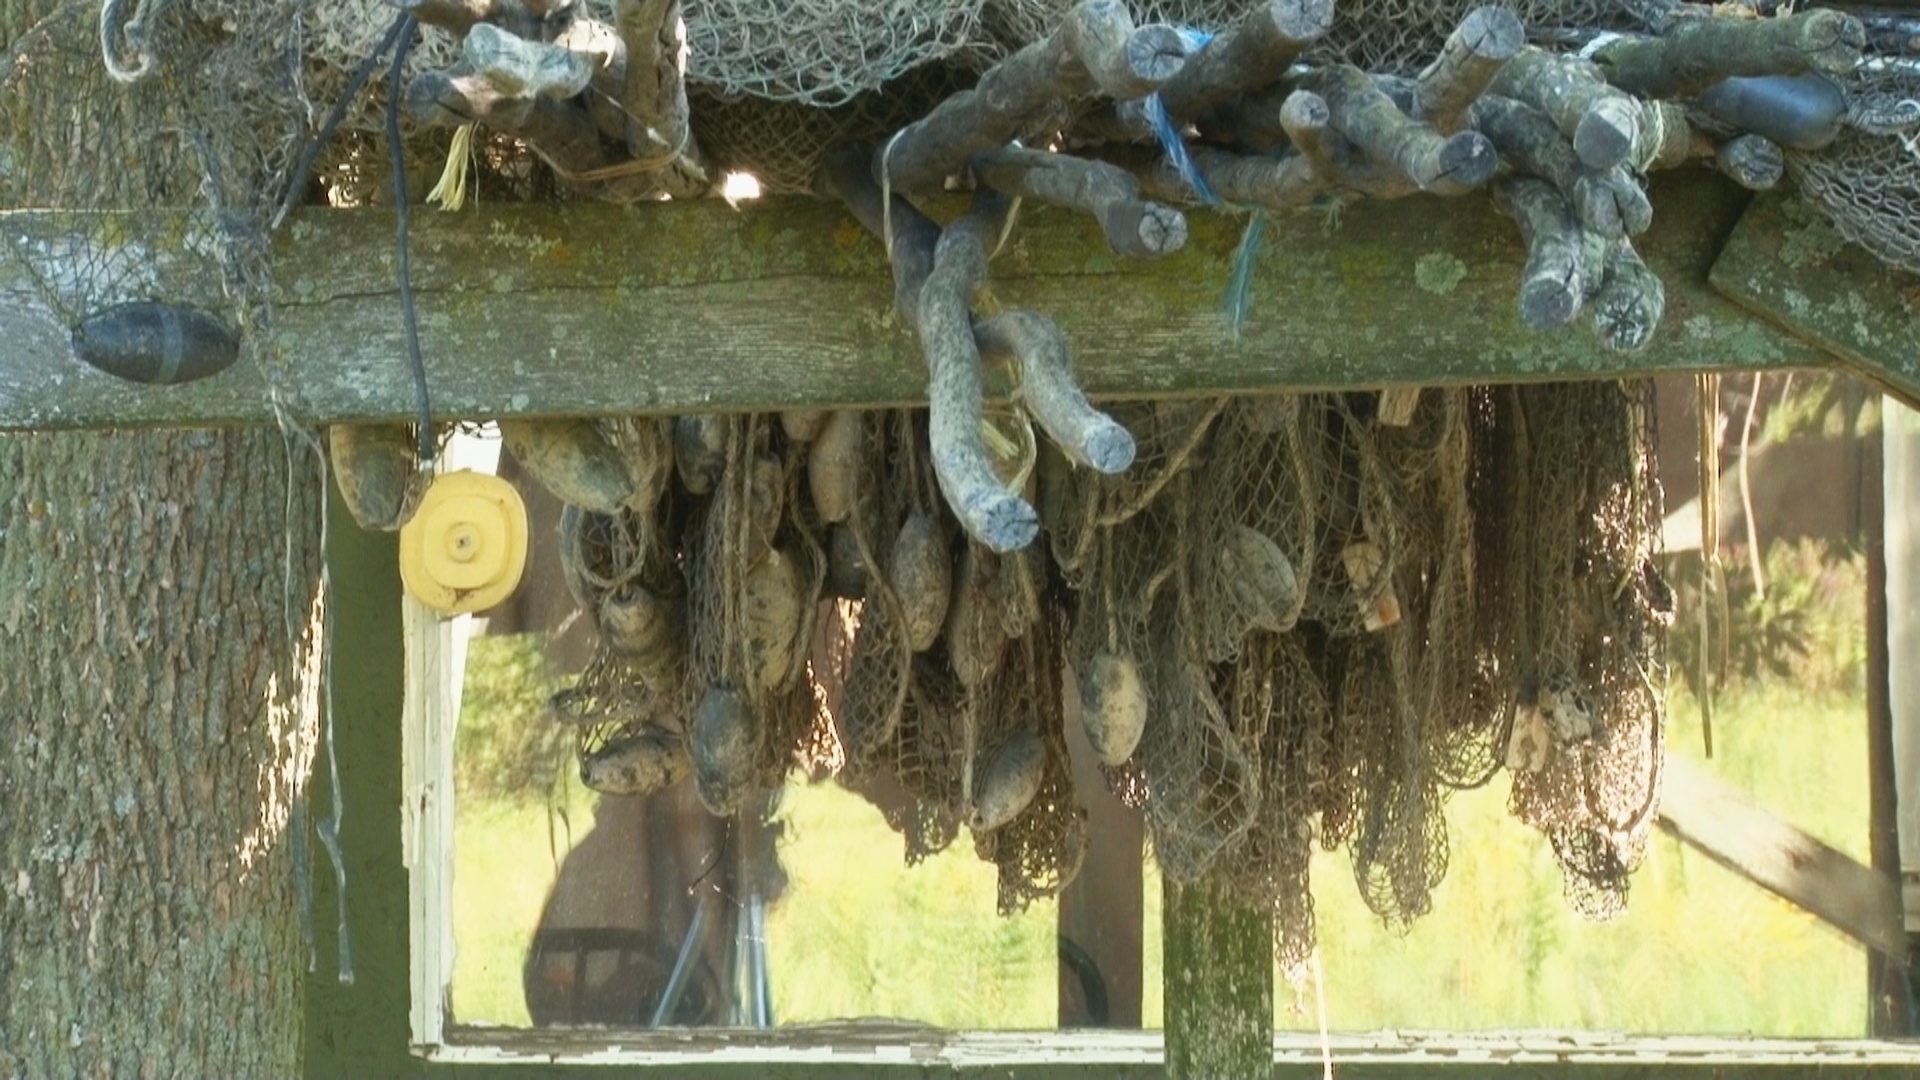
[0,427,320,1076]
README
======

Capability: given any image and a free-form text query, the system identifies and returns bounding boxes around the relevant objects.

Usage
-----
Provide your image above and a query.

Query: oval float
[71,302,240,386]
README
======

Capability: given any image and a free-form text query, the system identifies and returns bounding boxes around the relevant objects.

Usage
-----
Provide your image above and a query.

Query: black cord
[385,15,436,465]
[271,10,411,231]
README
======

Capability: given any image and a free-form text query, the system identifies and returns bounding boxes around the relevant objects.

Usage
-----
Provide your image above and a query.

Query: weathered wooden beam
[0,172,1833,431]
[1163,871,1272,1080]
[1709,190,1920,411]
[1660,754,1904,959]
[418,1025,1920,1073]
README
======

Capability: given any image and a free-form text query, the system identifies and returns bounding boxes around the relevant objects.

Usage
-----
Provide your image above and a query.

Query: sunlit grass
[1266,678,1866,1036]
[452,659,1869,1036]
[764,780,1058,1028]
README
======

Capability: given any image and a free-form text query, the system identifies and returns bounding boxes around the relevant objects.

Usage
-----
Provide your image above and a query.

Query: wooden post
[1057,682,1144,1028]
[1874,399,1920,1034]
[303,486,417,1077]
[1163,872,1272,1080]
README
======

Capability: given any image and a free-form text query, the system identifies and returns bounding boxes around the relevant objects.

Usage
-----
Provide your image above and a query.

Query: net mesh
[1041,384,1662,948]
[1788,62,1920,276]
[10,0,1793,944]
[3,0,309,392]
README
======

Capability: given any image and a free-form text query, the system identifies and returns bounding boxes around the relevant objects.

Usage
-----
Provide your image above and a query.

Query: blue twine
[1145,25,1269,337]
[1142,27,1216,206]
[1222,210,1268,337]
[1141,93,1217,207]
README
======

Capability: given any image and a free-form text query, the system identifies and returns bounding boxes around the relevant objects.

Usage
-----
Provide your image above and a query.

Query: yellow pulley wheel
[398,471,529,615]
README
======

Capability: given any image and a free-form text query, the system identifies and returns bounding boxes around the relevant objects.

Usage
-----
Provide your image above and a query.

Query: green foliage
[455,633,573,805]
[1758,371,1880,444]
[1669,539,1866,697]
[763,780,1058,1028]
[1252,681,1865,1037]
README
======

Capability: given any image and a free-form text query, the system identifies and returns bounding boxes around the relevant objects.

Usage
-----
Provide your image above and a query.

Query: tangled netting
[1043,385,1666,966]
[5,0,1916,285]
[540,380,1665,951]
[1,0,307,386]
[0,0,1884,961]
[1790,59,1920,275]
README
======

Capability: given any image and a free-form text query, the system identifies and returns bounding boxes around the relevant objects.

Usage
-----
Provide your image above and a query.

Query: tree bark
[0,427,320,1076]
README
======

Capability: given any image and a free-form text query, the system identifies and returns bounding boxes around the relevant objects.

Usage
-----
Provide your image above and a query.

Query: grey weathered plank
[1162,873,1273,1080]
[2,172,1828,431]
[421,1026,1920,1076]
[1659,755,1904,959]
[1709,190,1920,410]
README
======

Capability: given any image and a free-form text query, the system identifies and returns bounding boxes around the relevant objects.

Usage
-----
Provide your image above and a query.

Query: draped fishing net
[1788,59,1920,276]
[2,0,307,391]
[1037,383,1663,952]
[9,0,1822,952]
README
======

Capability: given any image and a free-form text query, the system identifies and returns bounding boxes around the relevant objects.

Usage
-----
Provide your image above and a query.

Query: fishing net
[1477,381,1668,918]
[554,413,833,807]
[682,0,990,106]
[970,612,1090,912]
[683,415,828,791]
[6,0,1784,955]
[1787,59,1920,276]
[2,0,309,392]
[825,409,920,777]
[1035,383,1662,954]
[691,65,977,194]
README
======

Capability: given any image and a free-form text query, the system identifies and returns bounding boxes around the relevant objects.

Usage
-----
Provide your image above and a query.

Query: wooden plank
[1709,191,1920,410]
[1162,873,1272,1080]
[1056,682,1144,1028]
[1,172,1828,431]
[405,593,462,1050]
[1659,754,1904,958]
[303,487,418,1080]
[417,1028,1920,1076]
[1864,405,1914,1033]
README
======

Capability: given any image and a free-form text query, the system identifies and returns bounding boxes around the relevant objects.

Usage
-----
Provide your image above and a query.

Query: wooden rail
[1,172,1878,432]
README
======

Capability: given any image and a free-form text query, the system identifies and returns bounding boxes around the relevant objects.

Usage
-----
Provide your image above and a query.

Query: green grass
[1260,681,1868,1036]
[450,650,1871,1036]
[763,780,1058,1028]
[449,797,580,1027]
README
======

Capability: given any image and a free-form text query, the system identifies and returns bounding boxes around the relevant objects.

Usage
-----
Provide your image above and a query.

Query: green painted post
[304,486,421,1080]
[1163,871,1274,1080]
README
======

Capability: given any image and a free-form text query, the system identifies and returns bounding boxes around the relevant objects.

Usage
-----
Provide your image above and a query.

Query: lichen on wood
[974,310,1135,474]
[1499,177,1587,330]
[1593,8,1865,100]
[877,0,1184,197]
[1151,0,1334,125]
[1590,236,1665,353]
[1163,873,1274,1080]
[820,143,1133,549]
[1412,4,1524,134]
[1490,46,1644,170]
[1310,64,1498,197]
[1470,95,1650,239]
[972,146,1188,259]
[919,192,1043,553]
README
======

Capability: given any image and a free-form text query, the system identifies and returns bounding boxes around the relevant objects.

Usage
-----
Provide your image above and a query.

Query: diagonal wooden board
[0,171,1831,431]
[1710,190,1920,411]
[1659,754,1904,959]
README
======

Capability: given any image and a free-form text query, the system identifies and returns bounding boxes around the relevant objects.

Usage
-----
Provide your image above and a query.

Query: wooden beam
[303,486,417,1079]
[1659,754,1905,959]
[1057,682,1144,1029]
[1710,191,1920,411]
[2,172,1828,431]
[1163,872,1272,1080]
[415,1025,1920,1074]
